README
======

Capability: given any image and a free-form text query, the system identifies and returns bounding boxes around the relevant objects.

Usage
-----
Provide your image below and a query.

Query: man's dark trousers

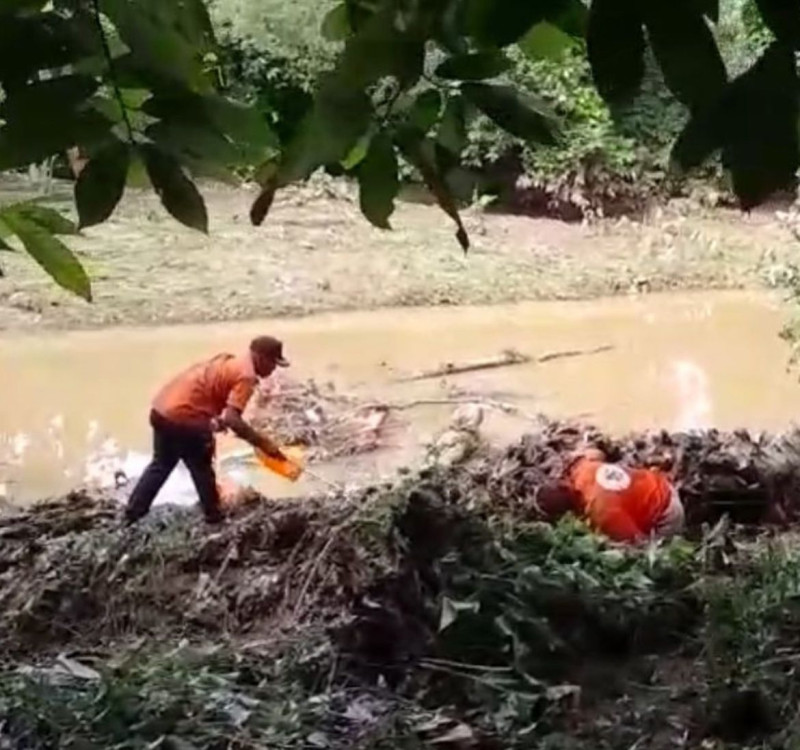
[126,410,222,522]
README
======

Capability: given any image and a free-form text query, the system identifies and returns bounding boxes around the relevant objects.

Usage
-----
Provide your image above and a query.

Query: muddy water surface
[1,290,798,503]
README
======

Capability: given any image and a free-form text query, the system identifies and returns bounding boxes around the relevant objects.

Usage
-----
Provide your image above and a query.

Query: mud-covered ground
[0,178,795,331]
[3,422,800,748]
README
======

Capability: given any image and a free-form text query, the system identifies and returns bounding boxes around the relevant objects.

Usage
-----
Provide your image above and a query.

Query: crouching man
[125,336,289,525]
[533,448,685,544]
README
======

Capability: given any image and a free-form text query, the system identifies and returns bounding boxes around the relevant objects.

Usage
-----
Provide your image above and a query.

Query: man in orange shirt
[533,448,685,543]
[125,336,289,525]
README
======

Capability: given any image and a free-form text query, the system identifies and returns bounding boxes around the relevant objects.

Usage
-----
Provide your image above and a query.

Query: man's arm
[220,406,285,459]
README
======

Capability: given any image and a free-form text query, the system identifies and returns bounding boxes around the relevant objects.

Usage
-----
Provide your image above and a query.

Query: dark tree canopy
[0,0,798,298]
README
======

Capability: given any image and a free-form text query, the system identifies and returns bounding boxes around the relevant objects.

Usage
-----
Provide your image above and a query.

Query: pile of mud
[2,421,799,657]
[0,488,396,656]
[248,376,397,460]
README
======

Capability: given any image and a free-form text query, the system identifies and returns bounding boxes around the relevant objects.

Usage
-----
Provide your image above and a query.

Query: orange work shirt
[567,458,673,542]
[152,353,257,428]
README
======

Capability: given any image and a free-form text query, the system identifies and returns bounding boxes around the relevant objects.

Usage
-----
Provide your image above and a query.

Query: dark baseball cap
[251,335,289,367]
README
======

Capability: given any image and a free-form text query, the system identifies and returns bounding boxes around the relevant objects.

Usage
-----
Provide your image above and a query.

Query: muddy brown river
[2,290,799,503]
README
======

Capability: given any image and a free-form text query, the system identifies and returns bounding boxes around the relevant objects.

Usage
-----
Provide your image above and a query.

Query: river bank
[0,182,795,331]
[2,423,800,748]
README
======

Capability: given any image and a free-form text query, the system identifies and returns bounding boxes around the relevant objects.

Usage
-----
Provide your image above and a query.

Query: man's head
[250,336,289,377]
[532,483,581,522]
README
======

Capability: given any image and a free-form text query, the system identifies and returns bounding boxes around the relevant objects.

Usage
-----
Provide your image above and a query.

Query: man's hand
[220,406,285,460]
[259,436,286,460]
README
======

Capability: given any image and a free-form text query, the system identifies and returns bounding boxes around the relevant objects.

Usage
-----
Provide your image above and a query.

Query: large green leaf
[396,133,469,252]
[1,210,91,301]
[722,43,799,209]
[407,89,444,135]
[587,0,645,104]
[672,43,799,209]
[75,141,130,229]
[644,1,727,109]
[336,5,425,89]
[142,145,208,233]
[466,0,586,47]
[436,50,512,81]
[143,93,277,166]
[0,74,98,121]
[437,95,467,156]
[519,21,577,60]
[0,13,86,89]
[0,74,110,169]
[358,132,399,230]
[671,103,724,170]
[276,74,372,186]
[13,204,78,236]
[322,3,351,41]
[462,83,557,144]
[100,0,214,94]
[755,0,800,48]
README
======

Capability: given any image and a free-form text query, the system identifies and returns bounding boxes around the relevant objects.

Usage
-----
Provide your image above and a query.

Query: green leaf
[644,0,727,108]
[722,43,800,209]
[0,211,91,301]
[100,0,214,94]
[277,74,372,186]
[519,21,577,61]
[0,75,99,121]
[673,43,799,210]
[756,0,800,48]
[13,204,78,236]
[437,95,467,156]
[408,89,443,134]
[466,0,585,47]
[436,50,512,81]
[337,6,424,89]
[396,134,469,252]
[0,13,87,89]
[587,0,646,104]
[75,142,130,229]
[462,83,557,144]
[0,75,110,170]
[322,3,351,41]
[250,177,278,227]
[357,132,399,229]
[142,145,208,233]
[341,133,371,170]
[466,0,547,47]
[547,0,589,36]
[671,103,724,170]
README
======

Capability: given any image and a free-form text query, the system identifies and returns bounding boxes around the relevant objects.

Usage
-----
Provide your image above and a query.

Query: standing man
[125,336,289,524]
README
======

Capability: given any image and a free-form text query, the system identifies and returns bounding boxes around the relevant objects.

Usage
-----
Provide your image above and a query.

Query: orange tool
[254,445,305,482]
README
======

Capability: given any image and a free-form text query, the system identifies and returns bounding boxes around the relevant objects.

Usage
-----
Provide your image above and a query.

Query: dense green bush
[210,0,773,217]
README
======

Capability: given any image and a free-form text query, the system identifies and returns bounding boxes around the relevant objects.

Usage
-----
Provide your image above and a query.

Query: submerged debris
[248,376,397,460]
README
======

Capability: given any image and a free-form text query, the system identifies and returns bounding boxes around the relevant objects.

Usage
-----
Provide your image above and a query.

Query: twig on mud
[381,397,544,423]
[536,344,614,364]
[293,535,337,618]
[393,345,614,383]
[394,349,531,382]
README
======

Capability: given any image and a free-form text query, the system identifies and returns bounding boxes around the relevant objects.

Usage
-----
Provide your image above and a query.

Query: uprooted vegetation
[4,422,800,748]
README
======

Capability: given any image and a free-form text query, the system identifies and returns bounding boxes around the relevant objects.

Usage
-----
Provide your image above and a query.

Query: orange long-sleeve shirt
[567,458,673,542]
